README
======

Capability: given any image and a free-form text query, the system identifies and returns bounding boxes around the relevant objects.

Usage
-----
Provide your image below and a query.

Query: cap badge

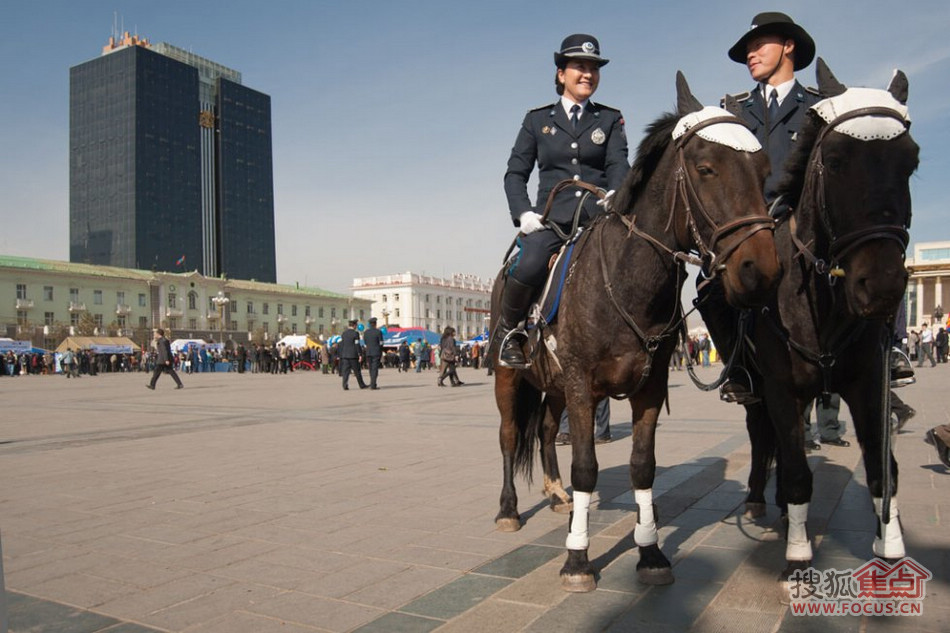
[582,42,595,54]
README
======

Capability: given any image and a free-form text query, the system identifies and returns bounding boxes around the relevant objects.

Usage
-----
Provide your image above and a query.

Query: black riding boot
[490,277,536,369]
[696,277,759,405]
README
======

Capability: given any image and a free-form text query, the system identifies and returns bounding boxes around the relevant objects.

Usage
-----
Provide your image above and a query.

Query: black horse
[721,59,918,576]
[491,73,782,592]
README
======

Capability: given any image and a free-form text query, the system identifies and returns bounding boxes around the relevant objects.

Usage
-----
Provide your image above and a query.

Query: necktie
[570,104,580,130]
[768,89,779,122]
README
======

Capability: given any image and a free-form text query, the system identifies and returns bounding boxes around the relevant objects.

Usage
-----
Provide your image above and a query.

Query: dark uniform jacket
[727,80,820,204]
[156,337,173,365]
[363,326,384,357]
[504,101,628,227]
[340,329,362,360]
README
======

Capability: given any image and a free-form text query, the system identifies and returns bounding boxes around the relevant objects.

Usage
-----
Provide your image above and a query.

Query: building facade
[906,241,950,329]
[69,32,276,282]
[351,273,493,339]
[2,255,369,350]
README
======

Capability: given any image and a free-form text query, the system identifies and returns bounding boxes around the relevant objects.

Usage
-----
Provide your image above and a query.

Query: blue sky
[1,0,947,293]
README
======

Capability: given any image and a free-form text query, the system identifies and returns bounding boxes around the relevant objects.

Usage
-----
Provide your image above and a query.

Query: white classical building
[351,272,494,339]
[906,241,950,328]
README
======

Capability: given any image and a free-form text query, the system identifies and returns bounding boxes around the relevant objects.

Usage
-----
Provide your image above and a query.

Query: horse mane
[612,111,680,214]
[776,110,823,209]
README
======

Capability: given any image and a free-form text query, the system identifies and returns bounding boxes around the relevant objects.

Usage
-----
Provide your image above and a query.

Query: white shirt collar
[761,78,796,106]
[561,96,590,118]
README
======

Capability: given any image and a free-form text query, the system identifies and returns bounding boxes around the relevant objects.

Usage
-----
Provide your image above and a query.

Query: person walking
[339,319,367,390]
[917,323,936,367]
[493,33,629,368]
[437,326,464,387]
[363,317,384,389]
[146,328,183,390]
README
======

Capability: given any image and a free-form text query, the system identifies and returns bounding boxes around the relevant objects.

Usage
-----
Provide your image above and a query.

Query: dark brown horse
[491,73,782,592]
[723,59,918,576]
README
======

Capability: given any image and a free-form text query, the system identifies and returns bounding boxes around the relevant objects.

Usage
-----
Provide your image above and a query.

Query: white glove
[518,211,544,234]
[596,189,616,213]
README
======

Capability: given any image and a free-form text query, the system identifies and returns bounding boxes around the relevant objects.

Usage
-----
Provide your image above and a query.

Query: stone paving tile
[398,574,512,620]
[137,582,284,631]
[492,559,573,607]
[183,610,330,633]
[434,597,546,633]
[688,607,783,633]
[92,574,237,623]
[342,566,461,611]
[245,591,385,632]
[6,591,146,633]
[671,544,753,583]
[292,559,410,599]
[603,579,724,632]
[472,544,562,579]
[351,612,443,633]
[521,587,643,633]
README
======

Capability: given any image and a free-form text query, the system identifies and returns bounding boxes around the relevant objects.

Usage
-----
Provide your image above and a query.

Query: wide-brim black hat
[728,12,815,71]
[554,33,609,67]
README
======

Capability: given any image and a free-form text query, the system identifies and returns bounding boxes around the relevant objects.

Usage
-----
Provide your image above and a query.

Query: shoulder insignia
[528,103,554,113]
[804,85,820,96]
[590,101,620,113]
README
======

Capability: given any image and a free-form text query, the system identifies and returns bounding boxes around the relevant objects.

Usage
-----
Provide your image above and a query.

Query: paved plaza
[1,362,948,632]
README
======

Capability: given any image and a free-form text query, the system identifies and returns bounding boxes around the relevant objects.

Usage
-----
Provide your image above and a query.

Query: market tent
[55,336,141,354]
[0,339,33,354]
[277,334,321,349]
[382,327,440,347]
[171,339,224,353]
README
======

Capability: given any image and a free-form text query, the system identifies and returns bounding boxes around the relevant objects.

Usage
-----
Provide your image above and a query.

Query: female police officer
[494,34,629,368]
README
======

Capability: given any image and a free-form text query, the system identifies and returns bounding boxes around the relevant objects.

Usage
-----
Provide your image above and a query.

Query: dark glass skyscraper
[69,33,276,282]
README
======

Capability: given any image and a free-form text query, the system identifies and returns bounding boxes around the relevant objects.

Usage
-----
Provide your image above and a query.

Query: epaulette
[804,86,820,97]
[591,101,620,113]
[528,103,555,113]
[720,91,751,108]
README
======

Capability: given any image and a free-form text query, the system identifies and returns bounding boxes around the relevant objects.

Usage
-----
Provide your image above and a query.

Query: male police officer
[363,317,384,389]
[339,319,367,390]
[700,12,820,404]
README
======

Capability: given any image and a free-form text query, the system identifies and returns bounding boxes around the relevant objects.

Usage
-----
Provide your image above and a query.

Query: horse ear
[816,57,847,98]
[722,93,742,117]
[676,71,703,115]
[888,69,909,105]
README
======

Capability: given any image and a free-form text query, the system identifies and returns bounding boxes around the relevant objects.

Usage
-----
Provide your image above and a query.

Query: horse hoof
[560,573,597,593]
[550,497,573,514]
[780,560,811,580]
[495,517,521,532]
[638,567,675,586]
[744,502,767,519]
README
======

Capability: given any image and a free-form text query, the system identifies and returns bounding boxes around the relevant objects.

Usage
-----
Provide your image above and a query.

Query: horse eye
[696,165,715,176]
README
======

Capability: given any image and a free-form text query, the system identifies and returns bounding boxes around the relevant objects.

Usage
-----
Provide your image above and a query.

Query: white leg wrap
[634,489,658,546]
[872,497,905,559]
[786,503,812,561]
[565,491,592,550]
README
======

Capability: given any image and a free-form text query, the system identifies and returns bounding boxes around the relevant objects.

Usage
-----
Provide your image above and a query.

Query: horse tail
[513,381,546,484]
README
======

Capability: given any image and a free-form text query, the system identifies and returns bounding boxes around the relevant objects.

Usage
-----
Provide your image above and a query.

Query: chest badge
[591,128,605,145]
[542,125,557,136]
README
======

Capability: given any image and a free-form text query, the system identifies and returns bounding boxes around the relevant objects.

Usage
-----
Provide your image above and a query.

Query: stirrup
[889,347,915,388]
[719,366,760,405]
[497,328,531,369]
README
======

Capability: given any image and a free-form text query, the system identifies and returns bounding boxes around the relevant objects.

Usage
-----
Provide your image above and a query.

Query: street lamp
[382,309,391,327]
[211,291,230,345]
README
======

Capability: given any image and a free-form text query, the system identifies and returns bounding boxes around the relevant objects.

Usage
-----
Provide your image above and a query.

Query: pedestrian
[802,394,849,451]
[925,425,950,469]
[437,326,464,387]
[398,340,411,373]
[493,33,629,368]
[556,398,611,445]
[935,327,948,363]
[699,11,820,404]
[339,319,367,390]
[917,323,936,367]
[363,317,384,389]
[146,328,183,390]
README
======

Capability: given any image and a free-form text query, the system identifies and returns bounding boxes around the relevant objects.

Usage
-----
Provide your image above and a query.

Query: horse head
[669,72,781,308]
[780,58,919,318]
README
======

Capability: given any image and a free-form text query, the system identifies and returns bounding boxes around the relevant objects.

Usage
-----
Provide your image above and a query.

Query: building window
[291,323,298,334]
[139,293,147,307]
[395,308,400,317]
[17,310,28,325]
[70,288,80,302]
[230,320,238,331]
[343,309,348,319]
[305,305,311,317]
[263,302,269,315]
[319,307,324,318]
[318,324,324,334]
[360,309,365,320]
[94,314,103,328]
[291,305,297,317]
[116,291,125,305]
[277,303,283,315]
[247,301,254,314]
[169,318,179,329]
[394,293,400,301]
[45,312,55,325]
[425,294,430,302]
[70,313,80,326]
[262,322,269,333]
[188,292,198,310]
[16,284,27,299]
[93,290,103,305]
[44,286,54,301]
[188,318,197,329]
[118,315,127,328]
[168,293,177,308]
[330,307,336,318]
[139,316,148,329]
[437,309,441,319]
[382,294,388,302]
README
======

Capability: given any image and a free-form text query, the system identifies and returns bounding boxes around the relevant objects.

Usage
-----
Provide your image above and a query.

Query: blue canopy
[382,328,440,347]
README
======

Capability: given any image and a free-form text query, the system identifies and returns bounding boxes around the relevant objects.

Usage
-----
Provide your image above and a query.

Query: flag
[175,254,186,267]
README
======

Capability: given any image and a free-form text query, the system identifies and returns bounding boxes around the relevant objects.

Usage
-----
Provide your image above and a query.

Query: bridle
[789,106,911,283]
[624,115,776,278]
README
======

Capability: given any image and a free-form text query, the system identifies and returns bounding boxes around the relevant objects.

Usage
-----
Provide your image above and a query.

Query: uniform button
[575,189,582,196]
[573,175,581,181]
[571,158,578,165]
[571,142,578,149]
